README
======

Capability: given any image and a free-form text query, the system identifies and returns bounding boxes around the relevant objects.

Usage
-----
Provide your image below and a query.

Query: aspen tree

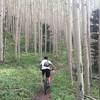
[66,0,73,84]
[0,0,4,63]
[63,0,68,48]
[86,0,92,85]
[55,1,59,55]
[81,0,90,95]
[52,2,56,54]
[37,0,42,58]
[15,0,21,59]
[73,0,84,99]
[47,0,52,53]
[25,0,29,53]
[33,0,37,54]
[44,0,47,54]
[50,0,54,53]
[99,29,100,100]
[99,1,100,98]
[40,0,43,58]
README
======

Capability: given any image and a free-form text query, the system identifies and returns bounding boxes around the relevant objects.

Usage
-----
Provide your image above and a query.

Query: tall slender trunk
[99,2,100,99]
[66,0,73,85]
[55,1,59,56]
[81,0,90,95]
[86,0,92,86]
[34,21,37,54]
[99,33,100,100]
[45,23,47,54]
[37,0,42,58]
[52,5,56,54]
[33,0,37,54]
[38,17,41,54]
[0,0,4,63]
[15,0,20,59]
[40,0,43,58]
[40,23,43,58]
[44,0,47,54]
[73,0,84,99]
[25,1,29,53]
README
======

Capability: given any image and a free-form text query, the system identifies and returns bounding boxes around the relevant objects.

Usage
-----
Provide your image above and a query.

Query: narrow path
[32,70,57,100]
[33,88,51,100]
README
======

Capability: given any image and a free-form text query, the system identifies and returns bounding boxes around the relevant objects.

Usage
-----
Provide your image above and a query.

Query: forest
[0,0,100,100]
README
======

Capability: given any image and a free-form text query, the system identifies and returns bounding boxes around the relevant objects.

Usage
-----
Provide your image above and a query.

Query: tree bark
[44,0,47,54]
[99,2,100,99]
[66,0,73,85]
[86,0,92,86]
[73,0,84,99]
[81,0,90,95]
[0,0,4,63]
[25,1,29,53]
[15,0,21,59]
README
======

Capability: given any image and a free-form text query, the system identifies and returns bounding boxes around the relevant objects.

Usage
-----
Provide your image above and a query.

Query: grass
[0,54,42,100]
[0,54,99,100]
[91,79,99,99]
[51,68,75,100]
[51,67,99,100]
[0,33,99,100]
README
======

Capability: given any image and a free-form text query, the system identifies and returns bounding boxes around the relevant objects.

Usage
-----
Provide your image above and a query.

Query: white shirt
[40,59,52,70]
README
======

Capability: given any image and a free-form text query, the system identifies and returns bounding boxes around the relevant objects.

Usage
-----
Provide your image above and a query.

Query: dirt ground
[33,70,56,100]
[33,87,51,100]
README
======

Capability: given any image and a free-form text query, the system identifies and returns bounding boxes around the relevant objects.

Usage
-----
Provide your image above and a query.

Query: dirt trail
[33,70,57,100]
[33,88,51,100]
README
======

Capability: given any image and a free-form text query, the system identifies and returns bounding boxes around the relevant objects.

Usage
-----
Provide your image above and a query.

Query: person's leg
[42,70,45,81]
[48,77,51,85]
[46,69,51,85]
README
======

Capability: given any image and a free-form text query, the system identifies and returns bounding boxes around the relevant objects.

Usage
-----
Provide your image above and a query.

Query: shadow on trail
[33,87,51,100]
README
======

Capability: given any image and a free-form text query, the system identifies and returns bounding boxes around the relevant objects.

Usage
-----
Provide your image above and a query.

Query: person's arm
[40,62,42,70]
[49,61,56,70]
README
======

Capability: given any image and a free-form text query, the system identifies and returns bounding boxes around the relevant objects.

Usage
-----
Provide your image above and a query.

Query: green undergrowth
[0,52,99,100]
[91,79,99,99]
[51,68,75,100]
[51,68,99,100]
[0,33,99,100]
[0,46,67,100]
[0,54,42,100]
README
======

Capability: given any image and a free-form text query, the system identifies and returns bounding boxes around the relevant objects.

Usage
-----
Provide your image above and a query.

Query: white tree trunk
[15,0,21,59]
[99,32,100,100]
[0,0,4,63]
[73,0,84,99]
[44,0,47,54]
[25,1,29,53]
[65,0,73,85]
[34,21,37,54]
[81,0,90,95]
[33,0,37,54]
[99,2,100,99]
[86,0,92,86]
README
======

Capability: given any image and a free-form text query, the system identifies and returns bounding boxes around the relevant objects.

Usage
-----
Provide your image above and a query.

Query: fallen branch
[85,95,97,100]
[92,76,99,80]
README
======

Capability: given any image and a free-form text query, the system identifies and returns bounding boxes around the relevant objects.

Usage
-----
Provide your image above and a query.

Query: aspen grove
[0,0,99,100]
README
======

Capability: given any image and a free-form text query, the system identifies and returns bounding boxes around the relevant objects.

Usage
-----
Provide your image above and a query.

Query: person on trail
[40,56,54,86]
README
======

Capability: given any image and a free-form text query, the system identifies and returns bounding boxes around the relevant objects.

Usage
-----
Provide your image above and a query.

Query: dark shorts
[42,69,50,78]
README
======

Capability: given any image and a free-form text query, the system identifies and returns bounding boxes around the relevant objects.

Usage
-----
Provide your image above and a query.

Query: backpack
[44,60,50,67]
